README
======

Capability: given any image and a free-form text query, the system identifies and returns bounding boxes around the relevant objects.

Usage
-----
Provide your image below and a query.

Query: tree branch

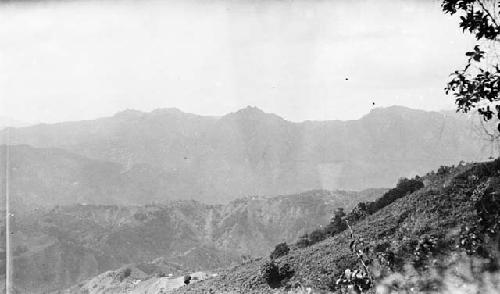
[345,220,373,285]
[477,0,500,29]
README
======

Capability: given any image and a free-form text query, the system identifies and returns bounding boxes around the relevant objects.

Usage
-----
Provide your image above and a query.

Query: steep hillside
[168,160,500,294]
[0,106,488,203]
[6,188,383,293]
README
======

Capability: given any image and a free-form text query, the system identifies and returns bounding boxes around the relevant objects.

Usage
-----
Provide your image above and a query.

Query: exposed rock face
[0,106,488,203]
[6,189,383,293]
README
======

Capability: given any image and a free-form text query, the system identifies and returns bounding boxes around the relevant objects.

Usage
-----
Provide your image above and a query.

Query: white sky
[0,0,475,123]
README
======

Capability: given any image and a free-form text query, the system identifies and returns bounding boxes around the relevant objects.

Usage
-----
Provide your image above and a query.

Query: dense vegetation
[442,0,500,131]
[176,160,500,294]
[293,178,424,249]
[270,243,291,260]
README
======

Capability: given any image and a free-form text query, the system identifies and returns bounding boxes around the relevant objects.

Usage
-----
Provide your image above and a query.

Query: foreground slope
[172,161,500,293]
[4,189,382,293]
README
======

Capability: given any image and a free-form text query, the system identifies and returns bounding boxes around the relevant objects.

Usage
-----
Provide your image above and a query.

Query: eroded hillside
[169,161,500,293]
[5,189,383,293]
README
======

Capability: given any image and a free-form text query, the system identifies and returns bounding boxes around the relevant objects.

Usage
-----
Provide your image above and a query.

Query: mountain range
[0,116,31,131]
[0,106,489,205]
[0,105,495,293]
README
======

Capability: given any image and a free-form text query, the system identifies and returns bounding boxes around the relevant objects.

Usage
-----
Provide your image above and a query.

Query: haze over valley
[0,106,488,206]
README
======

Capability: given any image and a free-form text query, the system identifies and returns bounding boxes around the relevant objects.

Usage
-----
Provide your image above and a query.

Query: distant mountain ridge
[0,105,488,203]
[0,116,31,130]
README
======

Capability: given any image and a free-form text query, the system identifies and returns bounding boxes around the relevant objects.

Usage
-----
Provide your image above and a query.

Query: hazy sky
[0,0,475,123]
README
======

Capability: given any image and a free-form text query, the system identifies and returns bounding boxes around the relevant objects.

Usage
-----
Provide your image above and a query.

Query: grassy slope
[175,162,495,294]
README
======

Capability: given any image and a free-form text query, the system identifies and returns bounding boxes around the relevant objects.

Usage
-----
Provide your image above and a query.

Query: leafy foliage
[442,0,500,130]
[412,235,442,270]
[372,178,424,211]
[116,267,131,282]
[334,269,371,294]
[458,175,500,264]
[309,229,327,244]
[333,223,374,293]
[260,261,281,287]
[278,263,295,281]
[437,165,453,175]
[260,261,294,288]
[296,234,311,248]
[294,208,348,248]
[324,208,347,237]
[270,242,290,260]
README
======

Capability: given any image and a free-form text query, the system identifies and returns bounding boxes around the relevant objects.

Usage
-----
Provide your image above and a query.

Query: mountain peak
[228,106,285,122]
[362,105,432,120]
[113,109,144,119]
[237,105,265,115]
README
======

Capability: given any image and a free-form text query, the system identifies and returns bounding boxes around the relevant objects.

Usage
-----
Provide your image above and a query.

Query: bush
[260,261,294,288]
[437,165,451,175]
[396,177,425,192]
[270,242,290,260]
[370,178,424,212]
[296,234,310,248]
[261,261,281,287]
[309,229,327,244]
[279,263,294,280]
[347,202,373,222]
[335,268,372,293]
[116,267,132,281]
[325,208,347,237]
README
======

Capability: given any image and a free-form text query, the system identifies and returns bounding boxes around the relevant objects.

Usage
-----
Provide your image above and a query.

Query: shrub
[346,202,370,222]
[335,268,372,293]
[325,208,347,237]
[260,261,295,288]
[370,178,424,212]
[116,267,132,281]
[279,263,294,281]
[260,261,281,287]
[309,229,327,244]
[270,242,290,260]
[296,234,310,248]
[437,165,451,175]
[413,235,443,270]
[396,177,424,192]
